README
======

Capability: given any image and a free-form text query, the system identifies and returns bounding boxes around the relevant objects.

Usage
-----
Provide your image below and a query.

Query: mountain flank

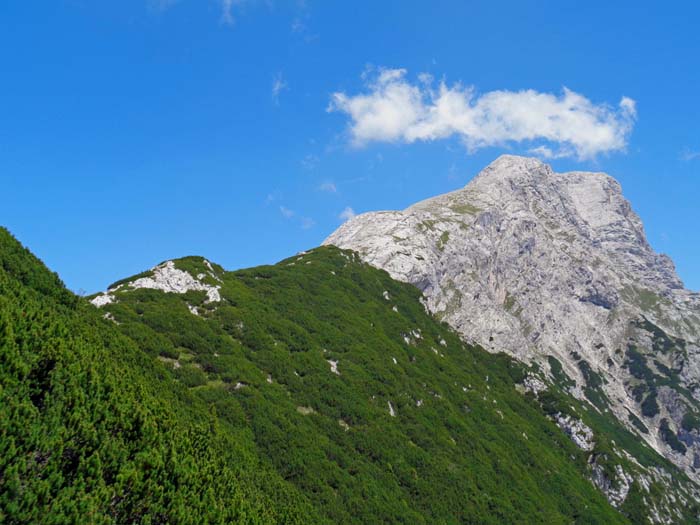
[324,155,700,484]
[3,152,700,525]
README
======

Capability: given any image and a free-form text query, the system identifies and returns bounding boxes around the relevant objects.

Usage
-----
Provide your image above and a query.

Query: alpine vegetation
[325,155,700,492]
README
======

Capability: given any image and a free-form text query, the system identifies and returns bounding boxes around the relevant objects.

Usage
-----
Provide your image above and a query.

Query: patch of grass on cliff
[449,203,481,215]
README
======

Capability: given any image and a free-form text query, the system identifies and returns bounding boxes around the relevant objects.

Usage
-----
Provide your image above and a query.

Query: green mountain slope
[0,228,319,524]
[2,227,698,523]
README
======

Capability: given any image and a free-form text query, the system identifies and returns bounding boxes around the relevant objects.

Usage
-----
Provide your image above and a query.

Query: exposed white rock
[324,154,700,481]
[129,261,221,302]
[589,458,634,508]
[555,413,595,451]
[90,259,223,309]
[383,290,391,300]
[204,259,223,282]
[522,374,547,395]
[388,401,396,417]
[327,359,339,375]
[91,293,114,307]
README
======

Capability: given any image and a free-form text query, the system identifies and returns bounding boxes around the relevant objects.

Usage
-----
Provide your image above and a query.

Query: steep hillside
[0,228,320,524]
[88,242,699,522]
[324,155,700,483]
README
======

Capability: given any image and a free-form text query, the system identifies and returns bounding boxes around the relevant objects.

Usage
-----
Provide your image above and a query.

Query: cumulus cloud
[339,207,356,222]
[328,68,637,160]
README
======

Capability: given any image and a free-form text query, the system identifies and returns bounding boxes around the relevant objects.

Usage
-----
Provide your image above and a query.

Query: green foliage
[174,364,209,387]
[3,228,698,524]
[619,482,649,524]
[449,203,481,215]
[627,410,649,434]
[578,360,609,410]
[437,231,450,251]
[625,335,695,422]
[659,419,687,454]
[0,228,76,307]
[637,318,685,355]
[99,246,634,524]
[547,355,574,389]
[641,389,660,418]
[0,228,318,524]
[682,412,700,432]
[626,345,655,382]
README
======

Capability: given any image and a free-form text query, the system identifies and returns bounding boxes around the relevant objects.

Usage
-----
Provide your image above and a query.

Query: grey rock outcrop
[324,155,700,482]
[91,259,222,308]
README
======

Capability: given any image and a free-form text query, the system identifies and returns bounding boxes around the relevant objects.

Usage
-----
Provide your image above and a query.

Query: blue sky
[1,1,699,292]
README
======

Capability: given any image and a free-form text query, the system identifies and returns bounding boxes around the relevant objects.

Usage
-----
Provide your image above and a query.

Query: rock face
[91,258,222,308]
[325,155,700,480]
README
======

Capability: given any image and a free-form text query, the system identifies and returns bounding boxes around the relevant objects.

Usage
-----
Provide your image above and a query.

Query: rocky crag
[325,155,700,484]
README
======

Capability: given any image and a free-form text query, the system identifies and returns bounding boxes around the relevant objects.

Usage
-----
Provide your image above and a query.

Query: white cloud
[272,72,288,105]
[280,206,294,218]
[328,68,637,160]
[319,181,337,193]
[339,206,356,222]
[681,148,700,161]
[301,217,316,229]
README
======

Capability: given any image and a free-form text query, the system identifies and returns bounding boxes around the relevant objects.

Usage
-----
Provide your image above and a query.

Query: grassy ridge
[100,247,631,523]
[3,226,698,523]
[0,228,319,524]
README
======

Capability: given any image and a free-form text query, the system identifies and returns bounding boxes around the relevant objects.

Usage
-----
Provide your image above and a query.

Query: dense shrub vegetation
[2,227,698,523]
[91,245,634,524]
[0,228,317,524]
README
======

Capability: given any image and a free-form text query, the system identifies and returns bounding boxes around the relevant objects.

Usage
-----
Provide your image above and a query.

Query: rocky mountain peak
[470,154,552,183]
[325,156,700,481]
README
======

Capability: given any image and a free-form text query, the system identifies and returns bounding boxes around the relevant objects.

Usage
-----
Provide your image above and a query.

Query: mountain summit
[325,155,700,479]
